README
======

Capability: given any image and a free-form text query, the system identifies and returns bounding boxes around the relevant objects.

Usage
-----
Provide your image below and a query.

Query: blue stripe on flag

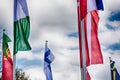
[96,0,104,10]
[44,49,52,64]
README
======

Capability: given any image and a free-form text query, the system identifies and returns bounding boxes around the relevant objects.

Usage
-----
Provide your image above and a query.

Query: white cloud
[24,66,45,80]
[98,0,120,46]
[21,48,80,80]
[0,0,120,80]
[99,29,120,46]
[0,0,13,34]
[16,51,42,60]
[108,21,120,28]
[104,0,120,11]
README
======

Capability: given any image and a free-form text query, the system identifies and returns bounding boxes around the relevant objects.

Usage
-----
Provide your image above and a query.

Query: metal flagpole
[13,55,16,80]
[81,19,86,80]
[13,0,16,79]
[2,29,6,80]
[46,40,48,47]
[109,57,112,80]
[77,0,86,80]
[0,27,3,80]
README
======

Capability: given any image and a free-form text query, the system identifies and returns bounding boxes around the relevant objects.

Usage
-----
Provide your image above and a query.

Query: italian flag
[14,0,31,55]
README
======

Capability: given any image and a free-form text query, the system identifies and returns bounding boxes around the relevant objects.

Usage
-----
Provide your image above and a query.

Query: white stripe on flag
[87,13,92,64]
[87,0,97,12]
[47,53,55,62]
[77,1,80,7]
[14,0,29,21]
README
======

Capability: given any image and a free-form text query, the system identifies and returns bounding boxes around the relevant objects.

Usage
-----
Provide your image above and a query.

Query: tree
[16,68,31,80]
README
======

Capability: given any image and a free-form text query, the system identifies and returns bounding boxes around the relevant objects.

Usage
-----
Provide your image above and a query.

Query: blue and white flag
[44,42,55,80]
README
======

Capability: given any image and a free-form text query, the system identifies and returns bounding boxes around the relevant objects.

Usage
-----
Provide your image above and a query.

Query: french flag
[77,0,104,68]
[80,0,104,20]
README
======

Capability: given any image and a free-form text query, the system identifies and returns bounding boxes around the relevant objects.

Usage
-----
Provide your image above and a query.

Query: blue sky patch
[68,32,78,38]
[17,59,43,68]
[106,24,115,30]
[32,48,44,54]
[108,43,120,51]
[108,11,120,21]
[68,47,79,50]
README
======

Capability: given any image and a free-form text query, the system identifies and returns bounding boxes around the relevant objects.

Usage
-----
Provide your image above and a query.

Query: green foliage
[0,68,31,80]
[16,68,31,80]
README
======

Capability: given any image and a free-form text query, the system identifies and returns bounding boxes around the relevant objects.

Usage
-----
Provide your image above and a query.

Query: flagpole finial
[46,40,48,43]
[45,40,48,47]
[109,57,111,60]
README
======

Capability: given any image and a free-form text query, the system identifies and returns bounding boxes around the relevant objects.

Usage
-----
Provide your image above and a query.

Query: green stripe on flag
[14,16,31,55]
[3,33,12,57]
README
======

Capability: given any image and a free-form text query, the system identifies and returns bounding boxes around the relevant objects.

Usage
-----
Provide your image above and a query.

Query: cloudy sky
[0,0,120,80]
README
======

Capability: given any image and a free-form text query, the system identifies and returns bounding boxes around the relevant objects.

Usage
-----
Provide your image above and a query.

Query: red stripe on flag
[84,17,90,67]
[2,56,13,80]
[80,0,87,19]
[86,69,91,80]
[91,10,103,64]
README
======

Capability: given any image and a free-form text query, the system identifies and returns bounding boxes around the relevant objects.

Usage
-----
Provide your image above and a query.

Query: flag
[80,0,104,20]
[77,0,104,68]
[14,0,31,55]
[86,69,91,80]
[2,33,13,80]
[110,58,120,80]
[44,42,55,80]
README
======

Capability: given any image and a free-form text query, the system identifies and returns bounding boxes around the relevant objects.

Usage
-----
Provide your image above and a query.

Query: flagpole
[13,0,16,79]
[46,40,48,47]
[81,19,86,80]
[1,29,4,80]
[45,40,48,52]
[77,0,86,80]
[13,54,16,80]
[109,57,112,80]
[0,29,5,80]
[80,16,86,80]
